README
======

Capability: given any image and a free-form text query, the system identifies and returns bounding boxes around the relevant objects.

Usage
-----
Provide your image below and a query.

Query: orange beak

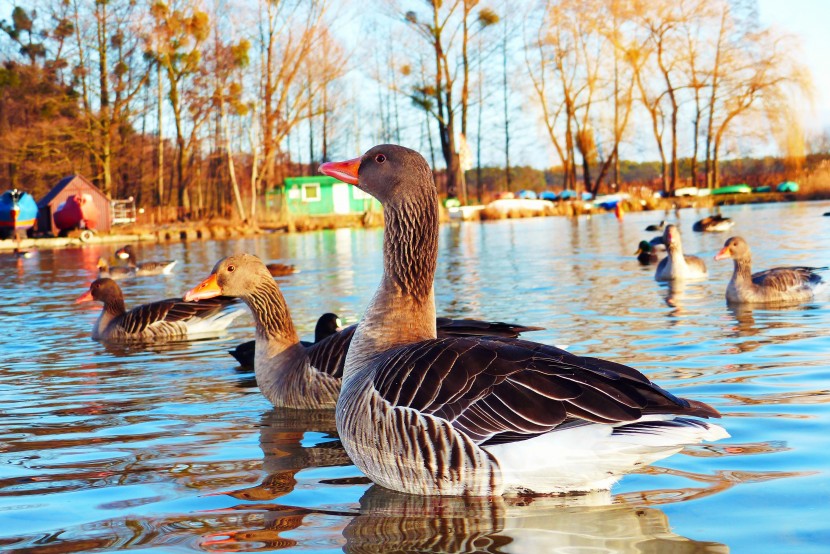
[184,273,223,302]
[75,289,93,304]
[714,247,731,261]
[319,157,361,185]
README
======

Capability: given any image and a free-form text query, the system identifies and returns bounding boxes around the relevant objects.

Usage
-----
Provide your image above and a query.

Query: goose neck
[732,255,753,284]
[245,278,299,346]
[346,194,439,379]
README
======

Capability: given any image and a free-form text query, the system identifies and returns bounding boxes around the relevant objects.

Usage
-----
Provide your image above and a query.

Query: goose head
[715,236,750,261]
[662,224,682,252]
[184,253,272,301]
[319,144,434,207]
[75,278,123,305]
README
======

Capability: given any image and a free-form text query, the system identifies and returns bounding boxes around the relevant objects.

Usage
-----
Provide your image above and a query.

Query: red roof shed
[37,175,112,236]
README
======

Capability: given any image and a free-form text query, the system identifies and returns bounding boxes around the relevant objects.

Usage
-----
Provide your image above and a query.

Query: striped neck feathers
[347,189,439,365]
[104,296,126,318]
[382,191,439,303]
[244,277,299,345]
[731,254,753,283]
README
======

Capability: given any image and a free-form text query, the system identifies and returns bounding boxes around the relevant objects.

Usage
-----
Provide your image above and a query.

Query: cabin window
[301,183,321,202]
[352,186,372,200]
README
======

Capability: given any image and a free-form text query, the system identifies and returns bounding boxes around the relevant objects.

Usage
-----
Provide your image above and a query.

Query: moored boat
[0,189,38,240]
[53,193,100,233]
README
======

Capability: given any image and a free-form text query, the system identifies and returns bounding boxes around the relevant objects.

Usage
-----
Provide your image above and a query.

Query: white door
[332,183,351,214]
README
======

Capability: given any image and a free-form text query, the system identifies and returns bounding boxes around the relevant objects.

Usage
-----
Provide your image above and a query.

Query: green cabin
[280,175,380,216]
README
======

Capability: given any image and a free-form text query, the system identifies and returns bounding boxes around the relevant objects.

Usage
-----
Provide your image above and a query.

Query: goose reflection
[342,486,728,554]
[226,408,351,502]
[723,304,819,354]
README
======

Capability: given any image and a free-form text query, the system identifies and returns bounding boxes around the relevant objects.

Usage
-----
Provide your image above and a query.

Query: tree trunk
[221,95,246,221]
[156,62,164,212]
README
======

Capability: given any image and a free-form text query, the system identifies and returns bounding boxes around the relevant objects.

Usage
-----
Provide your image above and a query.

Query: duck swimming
[693,214,734,232]
[635,240,659,265]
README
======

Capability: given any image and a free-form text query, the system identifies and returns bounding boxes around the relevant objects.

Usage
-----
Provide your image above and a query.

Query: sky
[757,0,830,133]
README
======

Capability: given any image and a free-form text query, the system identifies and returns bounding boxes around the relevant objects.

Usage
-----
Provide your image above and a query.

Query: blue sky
[757,0,830,133]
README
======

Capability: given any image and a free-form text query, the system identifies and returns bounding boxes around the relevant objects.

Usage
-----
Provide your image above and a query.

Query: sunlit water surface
[2,201,830,553]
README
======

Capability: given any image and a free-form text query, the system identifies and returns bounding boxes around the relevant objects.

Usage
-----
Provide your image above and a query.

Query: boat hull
[0,189,38,239]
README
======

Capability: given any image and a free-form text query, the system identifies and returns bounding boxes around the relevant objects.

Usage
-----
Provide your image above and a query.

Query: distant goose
[645,220,666,232]
[266,263,299,277]
[714,236,825,305]
[115,245,177,276]
[655,225,708,281]
[98,257,136,280]
[317,144,726,496]
[185,255,545,409]
[634,240,659,265]
[693,214,734,232]
[13,247,35,259]
[76,278,241,343]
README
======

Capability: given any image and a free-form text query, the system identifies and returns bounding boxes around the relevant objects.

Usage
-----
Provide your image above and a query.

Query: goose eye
[227,265,236,272]
[375,154,386,163]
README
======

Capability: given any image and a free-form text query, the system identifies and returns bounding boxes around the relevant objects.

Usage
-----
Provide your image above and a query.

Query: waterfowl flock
[71,143,827,498]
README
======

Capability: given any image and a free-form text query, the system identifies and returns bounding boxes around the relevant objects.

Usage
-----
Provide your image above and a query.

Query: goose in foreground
[693,214,734,232]
[654,225,708,281]
[634,240,660,265]
[184,255,545,409]
[318,144,727,496]
[76,278,241,343]
[115,245,177,276]
[645,220,666,232]
[98,257,136,280]
[714,236,825,305]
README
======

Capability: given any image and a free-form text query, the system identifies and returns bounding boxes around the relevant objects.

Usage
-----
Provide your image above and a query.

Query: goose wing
[304,318,544,378]
[305,325,357,378]
[371,337,718,446]
[118,297,233,335]
[683,254,708,274]
[751,266,825,292]
[435,318,543,338]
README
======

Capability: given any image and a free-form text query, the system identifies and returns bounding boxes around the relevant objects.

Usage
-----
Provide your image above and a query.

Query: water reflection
[2,201,830,552]
[342,487,727,554]
[227,409,348,502]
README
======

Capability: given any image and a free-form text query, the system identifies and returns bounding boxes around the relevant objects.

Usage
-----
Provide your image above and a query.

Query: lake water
[2,200,829,553]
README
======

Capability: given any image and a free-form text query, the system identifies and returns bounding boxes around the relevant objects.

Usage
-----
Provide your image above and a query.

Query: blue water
[1,200,830,553]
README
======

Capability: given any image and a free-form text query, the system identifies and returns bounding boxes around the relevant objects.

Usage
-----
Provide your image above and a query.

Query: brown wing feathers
[371,336,716,447]
[305,325,356,378]
[119,296,234,334]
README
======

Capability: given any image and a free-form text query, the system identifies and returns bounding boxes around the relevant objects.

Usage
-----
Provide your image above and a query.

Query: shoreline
[2,193,826,253]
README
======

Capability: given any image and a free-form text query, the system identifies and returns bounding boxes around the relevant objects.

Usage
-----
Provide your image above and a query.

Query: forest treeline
[0,0,824,223]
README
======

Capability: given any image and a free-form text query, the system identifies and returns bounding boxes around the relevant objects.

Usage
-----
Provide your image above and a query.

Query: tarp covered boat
[0,189,38,239]
[53,193,100,232]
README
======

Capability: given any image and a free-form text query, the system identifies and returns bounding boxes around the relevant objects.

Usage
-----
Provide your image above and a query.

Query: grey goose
[184,255,545,410]
[318,144,728,496]
[715,236,825,305]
